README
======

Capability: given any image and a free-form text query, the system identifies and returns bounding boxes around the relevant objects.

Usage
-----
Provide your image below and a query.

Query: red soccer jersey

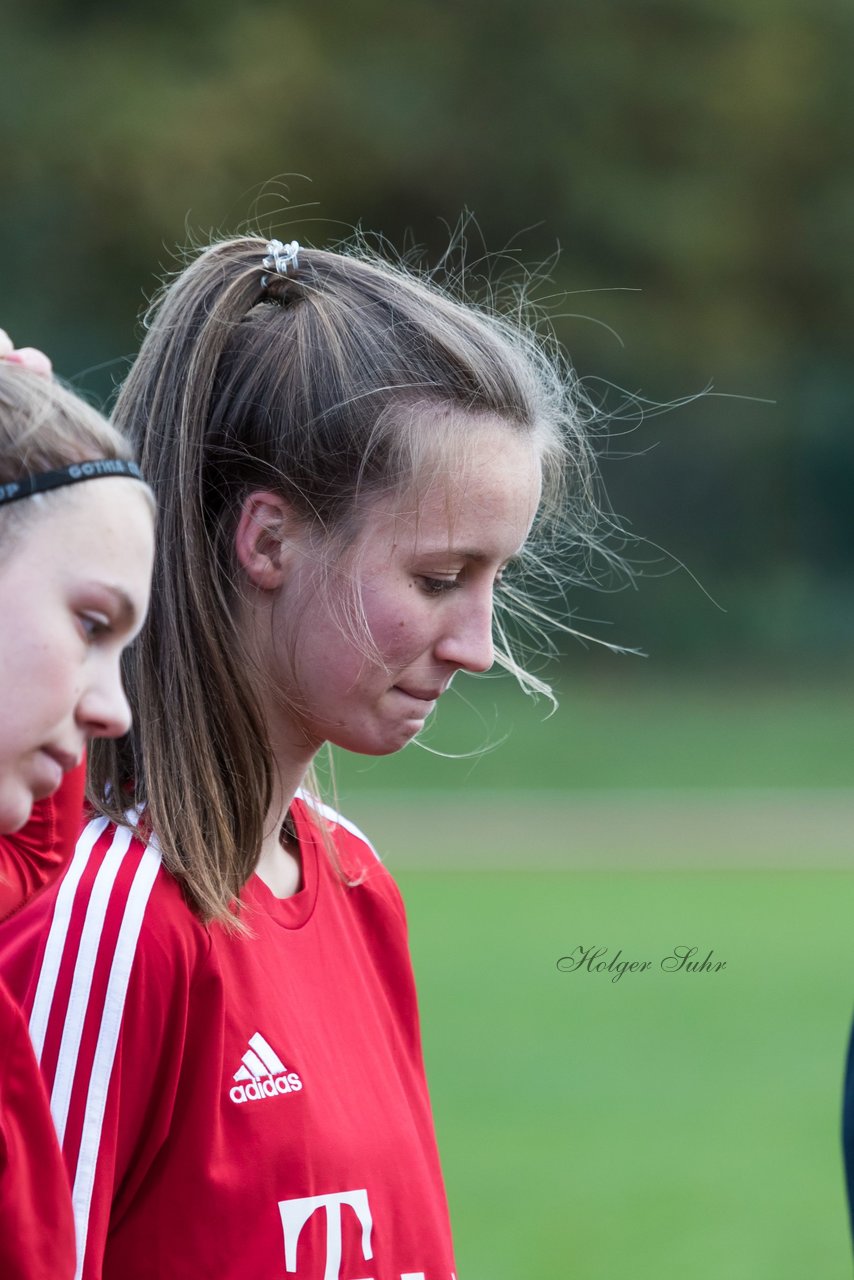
[0,760,83,1278]
[0,796,458,1280]
[0,978,75,1280]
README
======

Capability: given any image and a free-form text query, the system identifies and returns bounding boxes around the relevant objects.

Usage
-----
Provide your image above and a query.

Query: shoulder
[52,813,202,936]
[7,817,213,1148]
[295,790,382,867]
[70,815,212,972]
[3,815,211,1024]
[293,792,408,926]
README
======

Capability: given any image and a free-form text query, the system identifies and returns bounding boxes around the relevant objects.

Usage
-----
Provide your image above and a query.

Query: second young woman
[0,237,607,1280]
[0,349,153,1280]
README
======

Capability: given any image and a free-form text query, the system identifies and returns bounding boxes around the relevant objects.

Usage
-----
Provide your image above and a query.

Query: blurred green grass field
[402,869,853,1280]
[332,671,854,1278]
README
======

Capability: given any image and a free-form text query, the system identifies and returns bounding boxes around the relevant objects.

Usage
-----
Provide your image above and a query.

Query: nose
[76,656,134,741]
[434,593,495,674]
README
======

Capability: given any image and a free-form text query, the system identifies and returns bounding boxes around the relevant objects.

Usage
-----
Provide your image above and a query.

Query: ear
[234,491,297,590]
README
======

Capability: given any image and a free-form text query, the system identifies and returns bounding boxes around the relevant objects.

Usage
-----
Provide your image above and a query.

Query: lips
[33,752,64,799]
[393,686,443,703]
[32,747,81,802]
[42,747,83,773]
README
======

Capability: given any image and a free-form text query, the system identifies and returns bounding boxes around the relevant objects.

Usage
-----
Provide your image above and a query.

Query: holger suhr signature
[557,945,727,983]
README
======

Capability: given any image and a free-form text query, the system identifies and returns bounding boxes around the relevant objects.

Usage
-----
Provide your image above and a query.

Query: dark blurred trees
[2,0,851,663]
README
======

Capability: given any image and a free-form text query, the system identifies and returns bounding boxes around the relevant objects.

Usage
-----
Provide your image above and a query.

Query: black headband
[0,458,144,508]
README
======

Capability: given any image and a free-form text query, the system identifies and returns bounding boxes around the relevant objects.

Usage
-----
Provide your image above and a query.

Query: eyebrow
[419,548,522,567]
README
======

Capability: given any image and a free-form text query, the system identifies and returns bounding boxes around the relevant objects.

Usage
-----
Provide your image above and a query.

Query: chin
[366,740,416,758]
[0,780,35,835]
[333,724,424,758]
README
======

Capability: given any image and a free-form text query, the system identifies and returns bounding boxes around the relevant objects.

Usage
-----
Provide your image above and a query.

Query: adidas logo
[229,1032,303,1105]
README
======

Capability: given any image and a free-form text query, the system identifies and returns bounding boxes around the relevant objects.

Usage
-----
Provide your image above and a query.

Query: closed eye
[79,613,112,640]
[419,576,462,595]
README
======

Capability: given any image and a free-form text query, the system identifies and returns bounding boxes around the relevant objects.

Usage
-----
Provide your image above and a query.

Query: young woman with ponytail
[0,238,616,1280]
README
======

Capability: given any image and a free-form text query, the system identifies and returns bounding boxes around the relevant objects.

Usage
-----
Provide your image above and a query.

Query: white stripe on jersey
[296,789,382,862]
[29,815,110,1062]
[71,838,161,1280]
[51,824,133,1146]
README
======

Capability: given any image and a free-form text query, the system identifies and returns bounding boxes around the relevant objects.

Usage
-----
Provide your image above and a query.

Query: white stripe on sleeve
[50,825,133,1146]
[71,839,161,1280]
[296,789,382,861]
[29,816,109,1062]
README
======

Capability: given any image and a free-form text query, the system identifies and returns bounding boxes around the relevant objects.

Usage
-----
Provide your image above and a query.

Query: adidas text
[230,1072,303,1104]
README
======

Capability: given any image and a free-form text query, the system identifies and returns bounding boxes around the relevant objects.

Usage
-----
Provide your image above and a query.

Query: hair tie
[0,458,145,508]
[260,239,300,288]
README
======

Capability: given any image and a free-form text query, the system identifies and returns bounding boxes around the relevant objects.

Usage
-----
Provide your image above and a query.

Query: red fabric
[0,799,457,1280]
[0,761,86,922]
[0,760,84,1277]
[0,979,75,1280]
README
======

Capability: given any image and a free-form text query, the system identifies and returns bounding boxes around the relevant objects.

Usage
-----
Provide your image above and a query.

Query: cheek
[0,715,26,771]
[0,668,71,806]
[280,596,363,699]
[366,594,409,649]
[31,644,83,707]
[0,642,75,753]
[286,574,428,696]
[362,594,426,667]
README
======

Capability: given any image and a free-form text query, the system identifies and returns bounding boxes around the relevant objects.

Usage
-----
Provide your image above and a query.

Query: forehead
[0,479,154,602]
[363,420,543,557]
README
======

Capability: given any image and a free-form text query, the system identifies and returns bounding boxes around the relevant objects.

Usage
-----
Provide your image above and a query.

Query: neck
[254,745,314,898]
